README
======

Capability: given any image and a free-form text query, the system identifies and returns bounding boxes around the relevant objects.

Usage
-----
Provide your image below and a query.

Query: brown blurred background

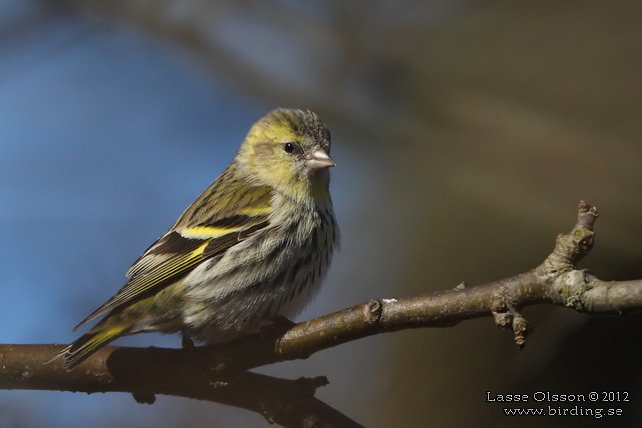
[2,1,641,427]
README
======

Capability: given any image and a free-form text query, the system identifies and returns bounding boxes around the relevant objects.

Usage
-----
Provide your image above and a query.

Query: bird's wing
[73,186,273,331]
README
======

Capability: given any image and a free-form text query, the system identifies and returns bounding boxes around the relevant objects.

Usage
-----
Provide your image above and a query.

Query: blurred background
[1,1,641,427]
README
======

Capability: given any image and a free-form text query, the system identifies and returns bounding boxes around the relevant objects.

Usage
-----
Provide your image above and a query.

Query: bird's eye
[283,142,296,154]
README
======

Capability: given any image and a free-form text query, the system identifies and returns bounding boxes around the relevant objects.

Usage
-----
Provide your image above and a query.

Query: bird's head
[238,108,335,202]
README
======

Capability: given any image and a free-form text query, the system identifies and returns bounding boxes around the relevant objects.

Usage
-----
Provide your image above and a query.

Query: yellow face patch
[243,118,301,167]
[266,119,301,143]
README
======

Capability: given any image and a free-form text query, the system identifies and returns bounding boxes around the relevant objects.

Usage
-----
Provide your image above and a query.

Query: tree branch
[2,201,641,426]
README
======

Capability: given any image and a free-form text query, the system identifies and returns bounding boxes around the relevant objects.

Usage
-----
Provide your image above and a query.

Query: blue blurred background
[1,1,642,427]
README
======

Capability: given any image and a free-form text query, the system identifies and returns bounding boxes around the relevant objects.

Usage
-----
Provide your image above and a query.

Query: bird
[50,108,339,371]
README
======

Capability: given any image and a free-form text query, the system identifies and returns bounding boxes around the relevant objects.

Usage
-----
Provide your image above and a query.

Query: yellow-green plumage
[51,108,339,371]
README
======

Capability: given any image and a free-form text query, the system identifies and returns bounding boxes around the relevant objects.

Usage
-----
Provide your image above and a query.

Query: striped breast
[182,197,338,344]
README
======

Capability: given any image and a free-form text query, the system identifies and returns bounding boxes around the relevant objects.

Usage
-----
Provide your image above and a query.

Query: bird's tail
[46,321,129,371]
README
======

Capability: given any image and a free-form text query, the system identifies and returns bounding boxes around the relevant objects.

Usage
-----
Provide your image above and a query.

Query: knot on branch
[512,313,530,348]
[453,282,467,291]
[491,299,511,328]
[366,300,383,322]
[491,297,531,348]
[558,269,596,312]
[540,201,598,276]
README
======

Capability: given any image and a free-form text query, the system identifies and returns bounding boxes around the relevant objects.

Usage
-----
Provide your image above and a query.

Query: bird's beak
[305,148,336,170]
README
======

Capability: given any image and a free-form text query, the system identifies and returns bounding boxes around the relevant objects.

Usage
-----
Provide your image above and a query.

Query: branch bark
[2,201,641,426]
